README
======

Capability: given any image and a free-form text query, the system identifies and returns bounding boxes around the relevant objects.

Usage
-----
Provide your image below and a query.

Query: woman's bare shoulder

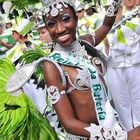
[42,60,66,87]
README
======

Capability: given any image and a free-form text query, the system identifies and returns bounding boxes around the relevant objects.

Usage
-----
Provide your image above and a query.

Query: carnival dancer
[39,0,140,139]
[103,0,140,132]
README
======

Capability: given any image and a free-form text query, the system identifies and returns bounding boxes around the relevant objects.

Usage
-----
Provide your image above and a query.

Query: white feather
[3,1,12,14]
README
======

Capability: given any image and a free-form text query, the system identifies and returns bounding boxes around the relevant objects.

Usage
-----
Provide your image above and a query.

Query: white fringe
[66,133,90,140]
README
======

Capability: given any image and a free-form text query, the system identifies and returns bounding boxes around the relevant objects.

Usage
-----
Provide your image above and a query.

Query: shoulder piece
[92,57,107,76]
[6,57,66,93]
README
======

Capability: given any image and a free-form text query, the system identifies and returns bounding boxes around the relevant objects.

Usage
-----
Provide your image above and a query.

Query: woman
[6,18,33,63]
[37,22,52,43]
[40,0,140,139]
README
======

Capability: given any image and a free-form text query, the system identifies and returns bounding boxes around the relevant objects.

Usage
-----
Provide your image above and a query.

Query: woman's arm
[94,0,123,45]
[128,126,140,140]
[42,61,90,137]
[0,41,14,49]
[94,15,116,46]
[79,15,116,46]
[80,0,122,46]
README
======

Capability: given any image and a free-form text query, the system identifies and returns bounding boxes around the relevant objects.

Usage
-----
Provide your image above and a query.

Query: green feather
[20,45,50,82]
[0,58,57,139]
[0,0,40,10]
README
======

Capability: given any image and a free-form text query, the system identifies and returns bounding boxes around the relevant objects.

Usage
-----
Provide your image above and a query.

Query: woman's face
[6,23,12,29]
[38,27,52,43]
[0,27,3,35]
[76,9,84,19]
[12,31,20,42]
[136,0,140,5]
[44,6,78,47]
[124,0,136,9]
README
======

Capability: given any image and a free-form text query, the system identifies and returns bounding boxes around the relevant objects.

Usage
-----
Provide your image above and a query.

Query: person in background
[0,19,15,50]
[76,2,88,36]
[0,23,7,59]
[84,2,103,33]
[0,19,16,60]
[37,22,52,44]
[104,0,140,132]
[5,20,13,29]
[6,18,33,63]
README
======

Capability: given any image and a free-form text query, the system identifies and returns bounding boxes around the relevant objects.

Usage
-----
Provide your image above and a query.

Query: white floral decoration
[40,0,75,17]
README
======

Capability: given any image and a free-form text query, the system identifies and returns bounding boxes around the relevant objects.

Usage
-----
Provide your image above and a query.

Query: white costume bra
[65,68,90,93]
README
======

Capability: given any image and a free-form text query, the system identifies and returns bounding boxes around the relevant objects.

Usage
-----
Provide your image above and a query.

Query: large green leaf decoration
[0,58,57,140]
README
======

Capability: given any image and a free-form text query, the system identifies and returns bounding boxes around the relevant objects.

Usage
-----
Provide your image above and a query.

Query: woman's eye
[62,15,71,23]
[46,20,56,28]
[41,31,46,34]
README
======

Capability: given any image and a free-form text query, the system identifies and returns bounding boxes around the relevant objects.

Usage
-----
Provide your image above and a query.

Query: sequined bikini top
[65,68,91,93]
[64,56,107,93]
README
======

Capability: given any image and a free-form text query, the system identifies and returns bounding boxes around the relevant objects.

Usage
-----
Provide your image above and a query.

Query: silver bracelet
[84,123,127,140]
[47,86,66,105]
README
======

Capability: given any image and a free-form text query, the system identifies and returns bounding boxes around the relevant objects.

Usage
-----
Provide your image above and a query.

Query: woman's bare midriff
[68,90,99,125]
[63,65,99,125]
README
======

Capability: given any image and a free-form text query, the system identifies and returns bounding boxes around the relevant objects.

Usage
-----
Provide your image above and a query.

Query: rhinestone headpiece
[40,0,75,17]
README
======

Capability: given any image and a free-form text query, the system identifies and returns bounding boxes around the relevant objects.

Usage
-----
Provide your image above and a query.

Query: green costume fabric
[0,30,16,55]
[0,34,15,45]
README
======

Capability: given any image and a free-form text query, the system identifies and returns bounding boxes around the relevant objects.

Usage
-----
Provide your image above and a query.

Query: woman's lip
[58,34,70,42]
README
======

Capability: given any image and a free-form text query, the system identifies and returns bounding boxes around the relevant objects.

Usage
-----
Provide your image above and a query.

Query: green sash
[49,50,117,128]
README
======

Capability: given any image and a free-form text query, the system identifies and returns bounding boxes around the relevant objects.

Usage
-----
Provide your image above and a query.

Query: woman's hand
[0,40,3,45]
[106,0,123,17]
[128,126,140,140]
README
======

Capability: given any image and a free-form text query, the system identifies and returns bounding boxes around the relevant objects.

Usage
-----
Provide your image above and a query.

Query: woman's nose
[55,22,66,34]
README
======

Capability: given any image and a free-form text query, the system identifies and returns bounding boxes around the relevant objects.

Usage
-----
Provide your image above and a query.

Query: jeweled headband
[40,0,75,17]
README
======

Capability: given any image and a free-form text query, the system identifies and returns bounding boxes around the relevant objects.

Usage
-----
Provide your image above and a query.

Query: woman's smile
[57,34,71,43]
